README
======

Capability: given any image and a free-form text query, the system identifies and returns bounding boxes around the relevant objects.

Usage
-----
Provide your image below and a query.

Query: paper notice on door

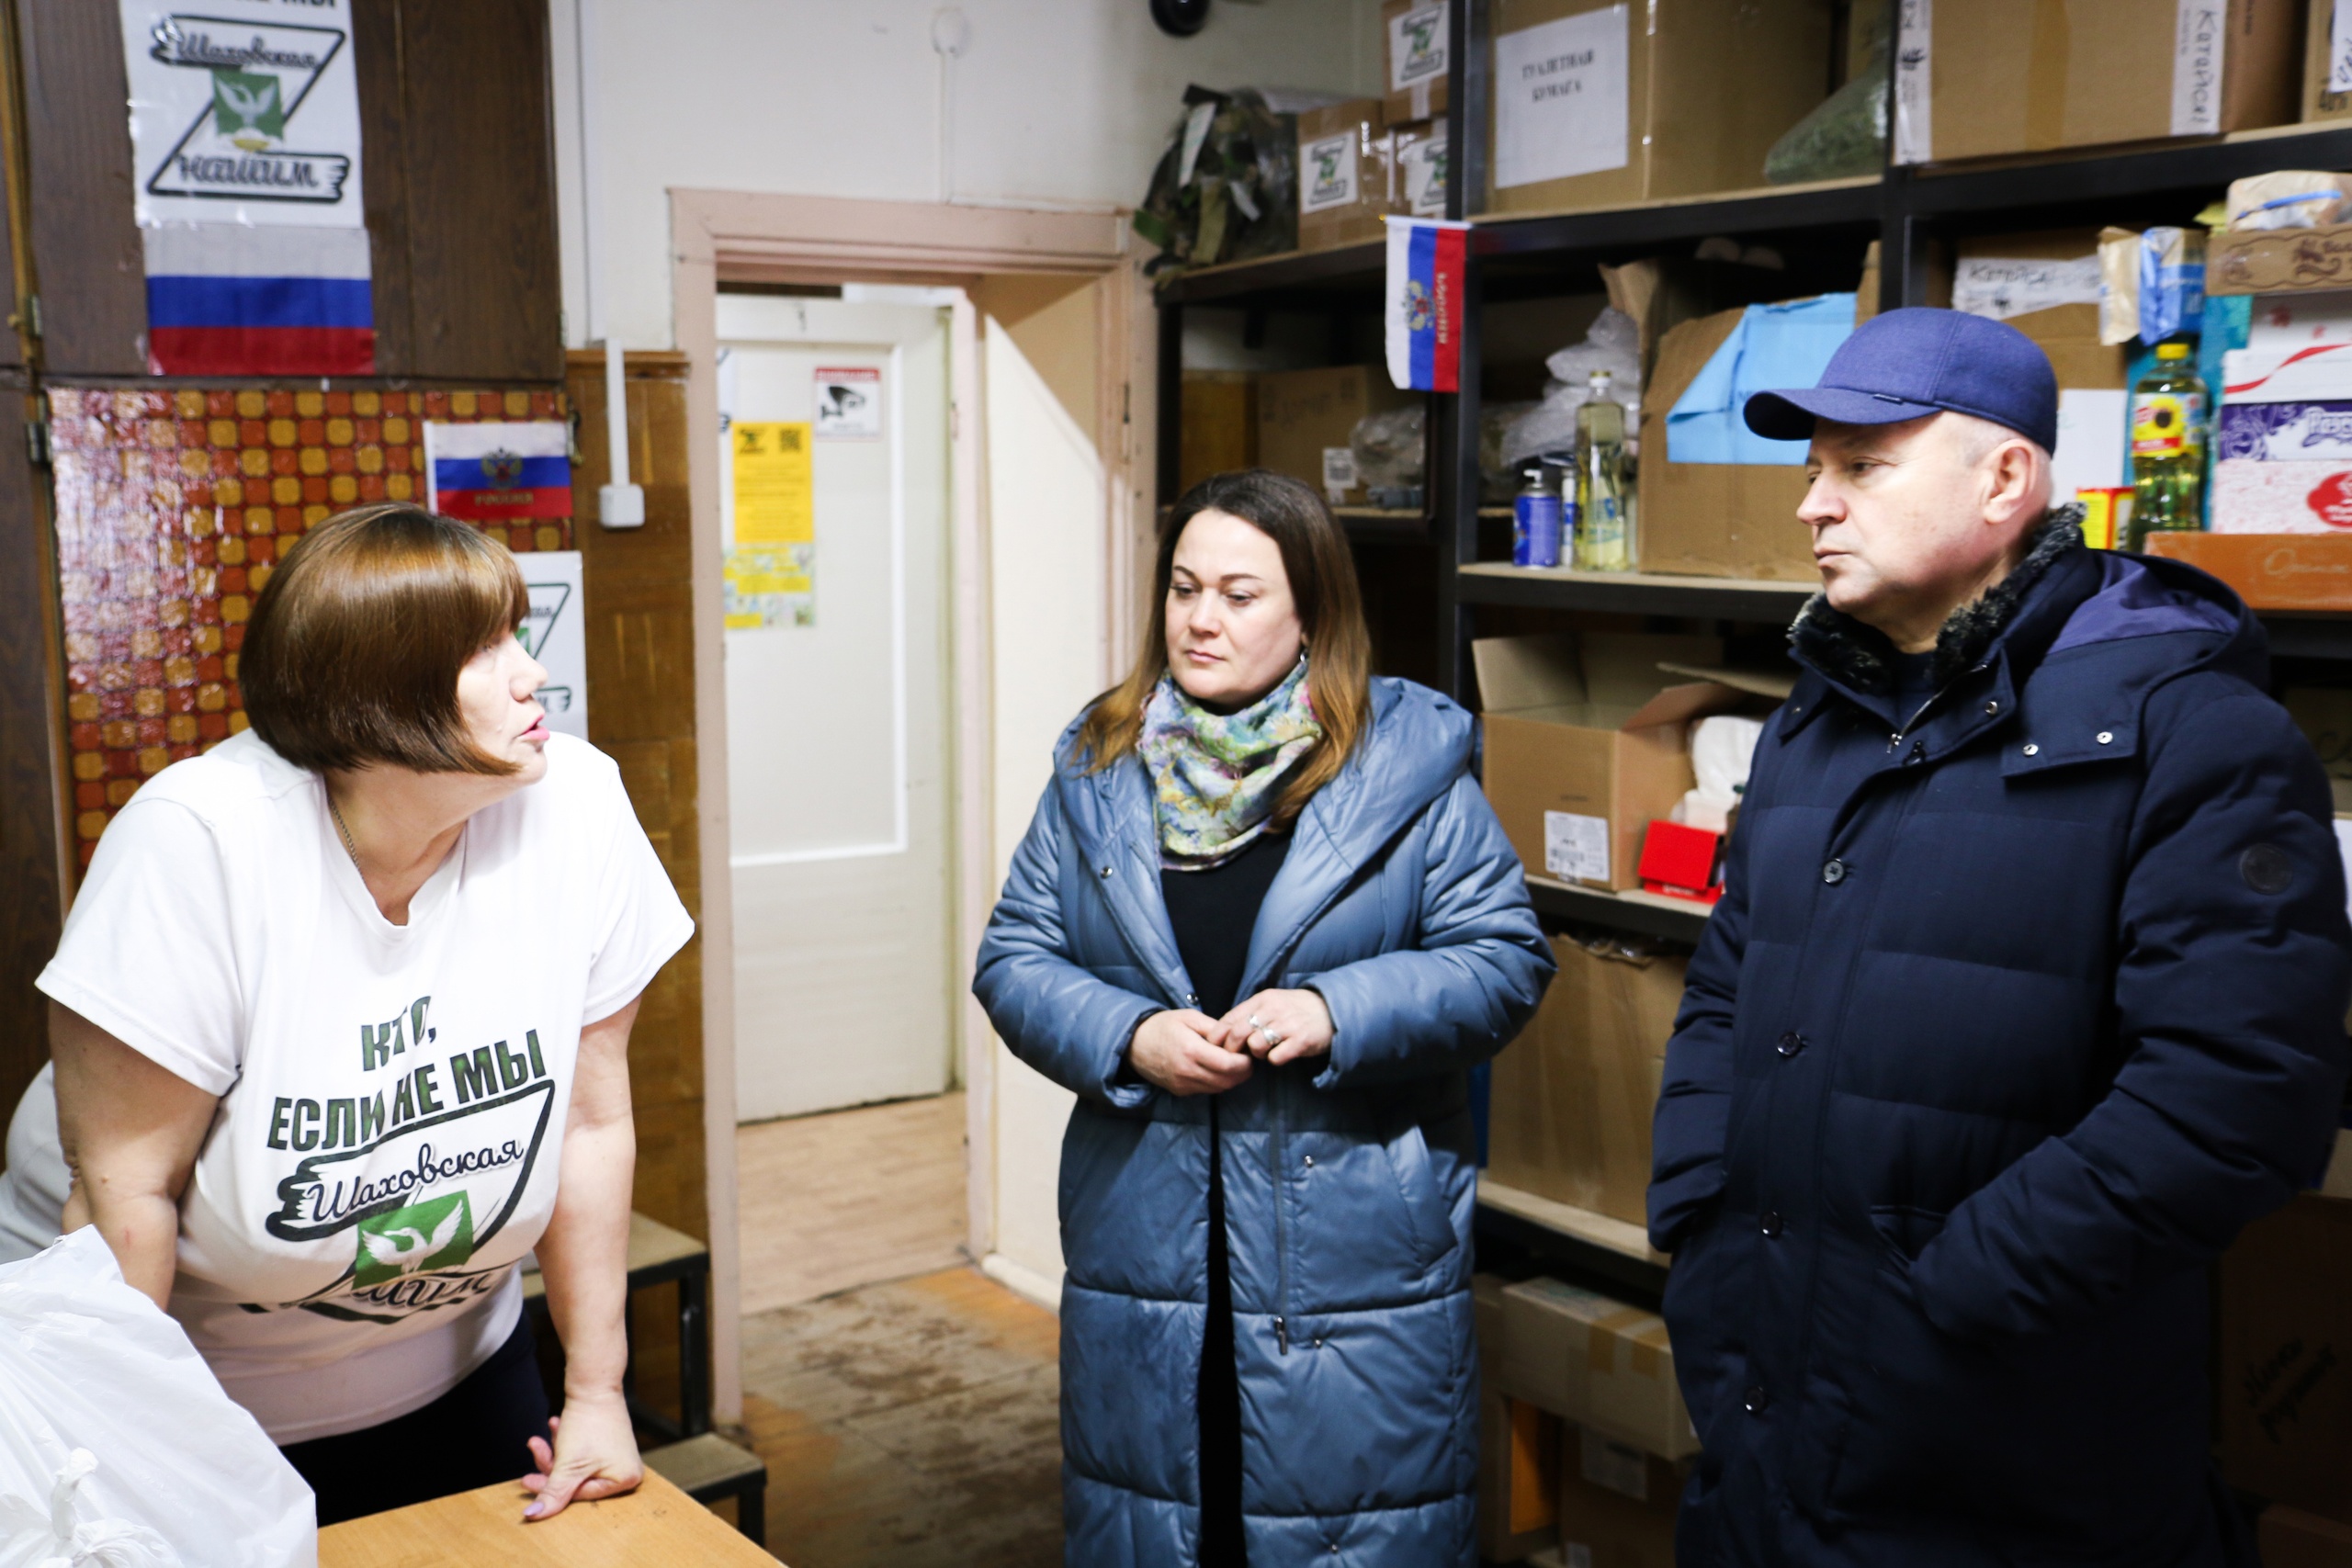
[814,367,882,440]
[2170,0,2225,137]
[1544,810,1611,885]
[723,544,815,631]
[1893,0,1931,164]
[1493,5,1628,190]
[731,421,813,544]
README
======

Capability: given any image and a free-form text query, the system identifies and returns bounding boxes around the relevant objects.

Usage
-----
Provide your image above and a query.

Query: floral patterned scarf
[1138,656,1323,870]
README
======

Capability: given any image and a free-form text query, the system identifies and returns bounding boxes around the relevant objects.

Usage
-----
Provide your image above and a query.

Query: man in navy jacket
[1648,307,2351,1566]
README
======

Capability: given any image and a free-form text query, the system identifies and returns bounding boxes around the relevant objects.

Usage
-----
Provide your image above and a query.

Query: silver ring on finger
[1264,1029,1283,1048]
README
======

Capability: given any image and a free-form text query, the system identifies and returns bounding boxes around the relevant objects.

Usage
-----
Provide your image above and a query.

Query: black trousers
[1201,1097,1246,1566]
[279,1308,552,1526]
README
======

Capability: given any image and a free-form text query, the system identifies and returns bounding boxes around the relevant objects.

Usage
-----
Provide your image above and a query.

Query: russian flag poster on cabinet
[1385,217,1469,393]
[119,0,374,376]
[424,422,575,524]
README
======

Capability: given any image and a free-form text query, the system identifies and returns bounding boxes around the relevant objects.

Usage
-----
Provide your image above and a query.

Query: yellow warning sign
[731,422,814,545]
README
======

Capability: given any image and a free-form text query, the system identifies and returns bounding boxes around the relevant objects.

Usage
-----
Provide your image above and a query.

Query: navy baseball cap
[1743,306,2060,454]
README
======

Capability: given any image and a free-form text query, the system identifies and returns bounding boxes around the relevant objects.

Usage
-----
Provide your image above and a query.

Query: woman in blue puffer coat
[974,469,1554,1568]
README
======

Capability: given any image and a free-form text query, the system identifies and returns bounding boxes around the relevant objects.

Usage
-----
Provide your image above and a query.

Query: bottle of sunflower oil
[2126,341,2206,550]
[1575,368,1633,571]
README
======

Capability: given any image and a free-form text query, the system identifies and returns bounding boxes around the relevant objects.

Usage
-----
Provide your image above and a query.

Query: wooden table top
[318,1471,778,1567]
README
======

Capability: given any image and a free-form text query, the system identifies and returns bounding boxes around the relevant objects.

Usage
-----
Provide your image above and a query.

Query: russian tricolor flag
[424,420,574,523]
[1385,217,1470,393]
[143,223,374,377]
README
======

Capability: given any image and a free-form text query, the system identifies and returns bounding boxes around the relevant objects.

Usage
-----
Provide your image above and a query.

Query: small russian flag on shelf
[424,420,574,523]
[1385,216,1469,393]
[142,224,375,377]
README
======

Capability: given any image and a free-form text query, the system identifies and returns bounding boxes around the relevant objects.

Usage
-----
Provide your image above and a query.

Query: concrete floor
[731,1096,1061,1566]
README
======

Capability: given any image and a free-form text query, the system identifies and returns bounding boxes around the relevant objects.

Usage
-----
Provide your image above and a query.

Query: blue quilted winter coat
[1650,525,2352,1566]
[974,677,1554,1568]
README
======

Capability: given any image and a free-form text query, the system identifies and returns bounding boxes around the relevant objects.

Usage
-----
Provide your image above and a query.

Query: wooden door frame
[669,189,1148,1419]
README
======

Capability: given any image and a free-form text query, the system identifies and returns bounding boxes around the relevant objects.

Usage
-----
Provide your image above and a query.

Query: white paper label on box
[1389,3,1448,92]
[1893,0,1931,164]
[1300,130,1361,214]
[1544,810,1611,884]
[1322,446,1359,494]
[1580,1427,1649,1501]
[2333,1,2352,94]
[1402,128,1450,217]
[1951,255,2102,321]
[1493,6,1629,190]
[2170,0,2225,137]
[2052,389,2129,495]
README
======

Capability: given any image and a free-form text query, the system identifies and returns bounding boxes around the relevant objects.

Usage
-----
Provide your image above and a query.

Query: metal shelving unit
[1148,0,2352,1286]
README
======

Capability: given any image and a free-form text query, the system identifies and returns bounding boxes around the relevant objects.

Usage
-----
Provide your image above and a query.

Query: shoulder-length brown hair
[241,503,531,775]
[1075,468,1372,826]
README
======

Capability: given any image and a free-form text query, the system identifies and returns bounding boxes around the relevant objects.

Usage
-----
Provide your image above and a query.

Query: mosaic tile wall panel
[51,386,571,866]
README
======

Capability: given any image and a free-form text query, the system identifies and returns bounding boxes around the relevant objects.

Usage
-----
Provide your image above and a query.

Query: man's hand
[1222,988,1334,1066]
[1127,1010,1253,1096]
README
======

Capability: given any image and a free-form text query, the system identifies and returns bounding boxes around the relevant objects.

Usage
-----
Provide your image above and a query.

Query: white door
[718,295,954,1121]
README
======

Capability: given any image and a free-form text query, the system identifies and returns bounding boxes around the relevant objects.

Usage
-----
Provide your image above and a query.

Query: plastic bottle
[1511,466,1562,568]
[1576,368,1633,571]
[2127,341,2206,550]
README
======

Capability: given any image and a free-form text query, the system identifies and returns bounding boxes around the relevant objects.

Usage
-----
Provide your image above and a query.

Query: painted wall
[548,0,1383,349]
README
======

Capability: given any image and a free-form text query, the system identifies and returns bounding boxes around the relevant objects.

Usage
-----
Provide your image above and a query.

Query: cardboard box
[1900,0,2298,165]
[1476,1274,1562,1560]
[1179,371,1255,497]
[1634,307,1815,581]
[2305,0,2352,125]
[2286,688,2352,795]
[1295,99,1396,254]
[1487,0,1834,217]
[1487,933,1684,1225]
[2264,1506,2352,1567]
[2145,531,2352,610]
[1394,119,1449,219]
[1476,631,1771,891]
[1500,1278,1699,1459]
[2213,458,2352,533]
[2218,1194,2352,1520]
[1384,0,1450,126]
[1555,1427,1685,1568]
[1255,366,1414,505]
[2211,224,2352,297]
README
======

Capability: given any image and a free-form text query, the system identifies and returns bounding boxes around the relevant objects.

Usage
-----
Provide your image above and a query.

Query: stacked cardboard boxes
[1473,632,1775,891]
[1295,99,1398,254]
[1255,366,1415,506]
[1486,932,1684,1225]
[1487,0,1834,217]
[1894,0,2300,164]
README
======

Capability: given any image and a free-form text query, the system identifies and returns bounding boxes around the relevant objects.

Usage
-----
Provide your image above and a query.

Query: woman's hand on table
[1224,988,1334,1066]
[1127,1009,1253,1096]
[521,1393,643,1520]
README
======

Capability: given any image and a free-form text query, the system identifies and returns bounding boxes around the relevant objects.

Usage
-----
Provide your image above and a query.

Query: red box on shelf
[1637,820,1724,905]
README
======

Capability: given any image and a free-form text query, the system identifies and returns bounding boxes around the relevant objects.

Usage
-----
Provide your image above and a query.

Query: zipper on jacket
[1272,1066,1291,1356]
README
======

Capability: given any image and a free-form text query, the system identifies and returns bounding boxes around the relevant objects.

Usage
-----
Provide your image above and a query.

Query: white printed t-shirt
[37,730,693,1444]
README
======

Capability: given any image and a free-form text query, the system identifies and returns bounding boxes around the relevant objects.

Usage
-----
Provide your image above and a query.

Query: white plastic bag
[1500,308,1644,469]
[1670,715,1765,834]
[0,1229,315,1568]
[0,1450,176,1568]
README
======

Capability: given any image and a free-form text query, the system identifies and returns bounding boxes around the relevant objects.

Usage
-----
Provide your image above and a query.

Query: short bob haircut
[1075,468,1371,828]
[241,503,531,775]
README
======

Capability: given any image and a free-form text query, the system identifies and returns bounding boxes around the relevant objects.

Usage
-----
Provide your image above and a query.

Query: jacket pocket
[1381,1121,1459,1272]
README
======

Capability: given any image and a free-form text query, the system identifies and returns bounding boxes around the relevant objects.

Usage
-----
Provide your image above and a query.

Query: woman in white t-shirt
[35,504,694,1526]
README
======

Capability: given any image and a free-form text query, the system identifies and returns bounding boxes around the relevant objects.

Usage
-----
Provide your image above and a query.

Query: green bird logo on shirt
[352,1192,476,1287]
